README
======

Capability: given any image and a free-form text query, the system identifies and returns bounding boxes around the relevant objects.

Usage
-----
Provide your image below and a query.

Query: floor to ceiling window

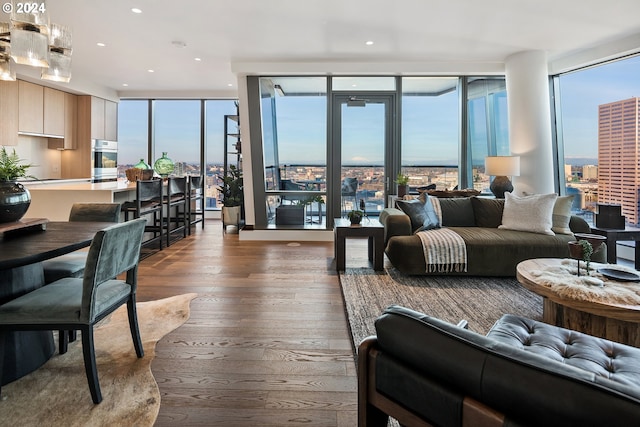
[152,100,201,176]
[251,75,511,229]
[554,54,640,224]
[116,100,149,179]
[466,77,509,193]
[117,98,238,210]
[401,77,459,193]
[205,100,240,208]
[259,77,327,226]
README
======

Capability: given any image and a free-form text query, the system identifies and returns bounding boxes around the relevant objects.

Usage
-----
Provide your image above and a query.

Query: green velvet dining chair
[0,218,147,404]
[42,203,122,284]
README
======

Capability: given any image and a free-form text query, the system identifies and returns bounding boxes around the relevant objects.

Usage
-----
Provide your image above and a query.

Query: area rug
[0,293,197,427]
[339,267,543,352]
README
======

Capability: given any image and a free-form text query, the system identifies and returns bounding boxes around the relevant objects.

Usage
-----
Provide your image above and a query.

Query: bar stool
[188,175,205,233]
[165,176,188,246]
[121,179,164,251]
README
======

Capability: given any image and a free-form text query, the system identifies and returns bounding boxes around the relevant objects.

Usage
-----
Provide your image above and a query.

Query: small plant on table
[347,209,364,225]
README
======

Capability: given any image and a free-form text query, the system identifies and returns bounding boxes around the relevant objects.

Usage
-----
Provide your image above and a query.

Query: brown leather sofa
[358,306,640,427]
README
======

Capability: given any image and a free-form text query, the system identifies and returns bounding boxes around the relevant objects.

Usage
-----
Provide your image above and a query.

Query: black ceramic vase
[0,181,31,223]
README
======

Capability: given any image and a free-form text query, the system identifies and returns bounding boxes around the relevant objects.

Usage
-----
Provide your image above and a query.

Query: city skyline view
[115,55,640,221]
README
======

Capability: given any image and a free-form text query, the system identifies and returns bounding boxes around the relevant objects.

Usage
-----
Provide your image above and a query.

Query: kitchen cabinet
[104,100,117,141]
[90,96,105,140]
[18,80,44,135]
[43,87,65,137]
[0,80,19,146]
[84,96,117,141]
[49,92,77,150]
[63,95,117,179]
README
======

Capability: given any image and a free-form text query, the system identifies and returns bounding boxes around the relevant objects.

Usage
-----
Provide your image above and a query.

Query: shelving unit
[222,102,243,231]
[223,112,241,176]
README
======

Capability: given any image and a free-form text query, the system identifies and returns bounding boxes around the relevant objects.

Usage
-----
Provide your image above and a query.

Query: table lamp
[485,156,520,198]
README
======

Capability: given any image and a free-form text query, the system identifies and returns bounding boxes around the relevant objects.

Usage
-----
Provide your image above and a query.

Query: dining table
[0,219,114,386]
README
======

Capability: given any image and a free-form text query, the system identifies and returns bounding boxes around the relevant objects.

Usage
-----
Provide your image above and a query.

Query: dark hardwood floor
[136,220,364,426]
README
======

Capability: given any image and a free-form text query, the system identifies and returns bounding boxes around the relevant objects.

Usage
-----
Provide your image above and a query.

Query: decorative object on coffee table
[568,239,593,275]
[571,233,607,275]
[485,155,520,198]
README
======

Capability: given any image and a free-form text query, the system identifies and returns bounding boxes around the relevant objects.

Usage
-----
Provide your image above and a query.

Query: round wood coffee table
[517,258,640,347]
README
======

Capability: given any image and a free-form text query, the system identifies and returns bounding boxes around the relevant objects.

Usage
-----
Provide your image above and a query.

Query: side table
[590,225,640,269]
[334,218,384,271]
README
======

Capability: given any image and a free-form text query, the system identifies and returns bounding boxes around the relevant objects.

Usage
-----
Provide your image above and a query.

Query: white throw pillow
[552,195,574,235]
[499,192,558,235]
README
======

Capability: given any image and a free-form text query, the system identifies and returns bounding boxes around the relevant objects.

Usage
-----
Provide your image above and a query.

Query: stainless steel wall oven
[91,140,118,182]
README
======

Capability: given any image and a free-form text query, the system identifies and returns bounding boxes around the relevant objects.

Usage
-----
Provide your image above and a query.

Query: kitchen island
[24,180,137,221]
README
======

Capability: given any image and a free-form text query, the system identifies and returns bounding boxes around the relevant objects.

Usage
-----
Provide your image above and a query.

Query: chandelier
[0,1,72,82]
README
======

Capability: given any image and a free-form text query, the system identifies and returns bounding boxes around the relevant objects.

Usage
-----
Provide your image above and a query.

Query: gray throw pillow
[396,198,440,232]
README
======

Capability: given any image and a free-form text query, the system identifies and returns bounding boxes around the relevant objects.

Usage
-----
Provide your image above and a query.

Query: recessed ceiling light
[365,40,374,45]
[131,8,142,14]
[122,83,128,87]
[147,69,154,73]
[97,42,106,47]
[227,83,233,87]
[194,57,202,61]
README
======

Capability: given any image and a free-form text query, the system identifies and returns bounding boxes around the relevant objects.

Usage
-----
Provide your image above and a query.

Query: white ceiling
[11,0,640,99]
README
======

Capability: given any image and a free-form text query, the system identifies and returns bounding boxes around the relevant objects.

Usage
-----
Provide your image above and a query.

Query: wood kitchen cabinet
[78,95,118,141]
[49,92,77,150]
[0,80,19,146]
[90,96,105,139]
[104,100,117,141]
[63,95,118,178]
[43,87,65,137]
[18,80,44,134]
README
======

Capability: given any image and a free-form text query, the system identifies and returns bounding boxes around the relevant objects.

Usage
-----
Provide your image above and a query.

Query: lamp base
[490,176,513,199]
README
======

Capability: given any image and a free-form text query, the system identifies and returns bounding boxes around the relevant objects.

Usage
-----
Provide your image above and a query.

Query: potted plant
[395,173,409,198]
[0,146,36,223]
[217,164,243,228]
[347,209,364,225]
[568,239,593,276]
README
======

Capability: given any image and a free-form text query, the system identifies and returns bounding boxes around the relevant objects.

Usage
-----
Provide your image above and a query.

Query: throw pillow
[439,198,476,227]
[499,192,557,235]
[396,198,440,232]
[416,195,440,232]
[470,197,505,228]
[552,195,574,235]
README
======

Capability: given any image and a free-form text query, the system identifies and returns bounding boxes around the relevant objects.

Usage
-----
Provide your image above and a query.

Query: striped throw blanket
[416,227,467,273]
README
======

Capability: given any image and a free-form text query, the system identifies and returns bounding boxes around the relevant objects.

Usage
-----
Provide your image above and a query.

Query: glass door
[330,93,396,220]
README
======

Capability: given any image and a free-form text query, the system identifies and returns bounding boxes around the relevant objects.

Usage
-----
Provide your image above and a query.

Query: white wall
[12,136,62,180]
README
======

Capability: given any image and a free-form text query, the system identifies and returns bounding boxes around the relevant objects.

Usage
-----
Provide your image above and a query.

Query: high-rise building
[597,97,640,225]
[582,165,598,180]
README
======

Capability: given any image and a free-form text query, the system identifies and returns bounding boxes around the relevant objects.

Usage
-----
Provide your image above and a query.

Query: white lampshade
[485,156,520,176]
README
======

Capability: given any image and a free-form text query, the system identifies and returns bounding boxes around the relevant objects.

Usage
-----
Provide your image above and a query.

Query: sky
[559,55,640,161]
[117,55,640,168]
